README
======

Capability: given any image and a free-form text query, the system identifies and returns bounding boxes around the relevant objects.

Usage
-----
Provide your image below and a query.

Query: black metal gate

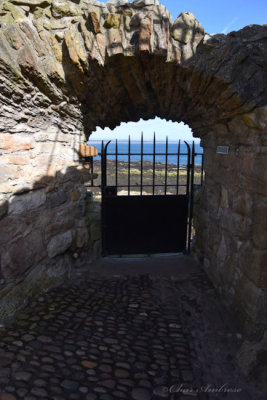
[100,135,203,256]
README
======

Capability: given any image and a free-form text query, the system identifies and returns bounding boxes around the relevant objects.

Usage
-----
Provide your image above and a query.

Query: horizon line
[88,139,201,143]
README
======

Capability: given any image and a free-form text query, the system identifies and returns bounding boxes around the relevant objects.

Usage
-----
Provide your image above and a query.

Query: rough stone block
[44,218,74,241]
[9,190,46,215]
[240,242,267,288]
[1,230,46,279]
[252,196,267,249]
[93,240,102,259]
[1,135,34,153]
[0,255,70,320]
[235,275,265,322]
[172,12,199,44]
[9,0,52,7]
[237,331,267,377]
[47,230,73,258]
[218,208,251,240]
[0,165,18,184]
[45,190,68,208]
[71,191,79,201]
[76,228,88,248]
[133,0,160,7]
[8,155,29,165]
[232,189,253,216]
[89,221,101,241]
[104,13,122,29]
[107,0,130,11]
[51,1,81,18]
[139,17,152,52]
[0,201,8,219]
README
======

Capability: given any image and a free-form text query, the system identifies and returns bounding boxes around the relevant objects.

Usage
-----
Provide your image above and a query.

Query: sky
[89,0,267,142]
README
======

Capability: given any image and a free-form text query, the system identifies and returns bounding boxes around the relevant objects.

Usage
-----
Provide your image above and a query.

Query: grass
[107,168,202,178]
[89,160,204,197]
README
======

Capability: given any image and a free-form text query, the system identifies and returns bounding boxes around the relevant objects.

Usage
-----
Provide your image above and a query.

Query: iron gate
[100,135,203,256]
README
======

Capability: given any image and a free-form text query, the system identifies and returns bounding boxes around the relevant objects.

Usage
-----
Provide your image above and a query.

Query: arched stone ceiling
[0,0,267,138]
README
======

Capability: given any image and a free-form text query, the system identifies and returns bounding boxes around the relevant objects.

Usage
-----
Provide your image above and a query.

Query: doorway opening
[83,119,203,256]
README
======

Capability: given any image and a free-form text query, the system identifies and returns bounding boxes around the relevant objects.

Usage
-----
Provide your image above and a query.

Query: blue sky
[90,0,267,142]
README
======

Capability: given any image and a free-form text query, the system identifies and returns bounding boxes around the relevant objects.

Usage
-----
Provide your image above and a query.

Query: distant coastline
[88,141,203,166]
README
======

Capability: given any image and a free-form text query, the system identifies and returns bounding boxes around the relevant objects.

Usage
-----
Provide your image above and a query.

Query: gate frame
[97,136,203,256]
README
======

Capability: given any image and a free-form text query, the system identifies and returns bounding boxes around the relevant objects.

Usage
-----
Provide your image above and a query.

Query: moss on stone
[2,1,27,21]
[104,13,122,29]
[52,2,81,18]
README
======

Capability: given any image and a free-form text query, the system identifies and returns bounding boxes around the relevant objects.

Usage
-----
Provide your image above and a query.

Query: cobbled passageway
[0,256,264,400]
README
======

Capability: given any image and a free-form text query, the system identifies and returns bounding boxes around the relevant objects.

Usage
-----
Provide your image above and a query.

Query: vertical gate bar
[101,141,104,256]
[164,136,168,195]
[188,141,196,254]
[140,132,143,195]
[184,141,191,197]
[101,141,111,192]
[176,139,180,195]
[101,140,111,257]
[101,140,105,195]
[201,153,204,185]
[115,139,118,188]
[90,156,94,187]
[128,135,131,195]
[184,141,191,253]
[152,132,156,195]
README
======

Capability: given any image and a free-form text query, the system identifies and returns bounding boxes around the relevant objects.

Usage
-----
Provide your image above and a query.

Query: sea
[89,140,203,166]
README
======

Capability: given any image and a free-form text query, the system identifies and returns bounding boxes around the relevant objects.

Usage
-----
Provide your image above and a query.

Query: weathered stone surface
[104,13,122,29]
[133,0,160,7]
[0,201,8,219]
[47,230,73,258]
[139,17,152,52]
[10,0,51,7]
[88,11,101,34]
[0,255,69,319]
[1,135,34,153]
[237,331,267,376]
[1,230,46,279]
[108,0,130,6]
[76,228,88,248]
[172,12,203,44]
[51,1,81,18]
[9,191,46,215]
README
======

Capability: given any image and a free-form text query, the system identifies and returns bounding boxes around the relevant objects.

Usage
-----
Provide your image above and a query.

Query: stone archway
[0,0,266,336]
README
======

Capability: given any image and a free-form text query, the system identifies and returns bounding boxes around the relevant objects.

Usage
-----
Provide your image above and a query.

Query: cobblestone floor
[0,256,265,400]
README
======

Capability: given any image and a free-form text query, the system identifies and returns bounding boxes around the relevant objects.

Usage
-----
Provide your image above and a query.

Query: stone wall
[0,0,266,336]
[194,116,267,338]
[0,110,90,319]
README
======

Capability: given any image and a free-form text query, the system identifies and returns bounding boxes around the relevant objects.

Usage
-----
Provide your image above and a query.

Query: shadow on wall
[0,165,101,322]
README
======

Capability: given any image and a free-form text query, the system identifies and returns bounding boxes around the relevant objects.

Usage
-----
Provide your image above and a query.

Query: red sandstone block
[2,135,34,152]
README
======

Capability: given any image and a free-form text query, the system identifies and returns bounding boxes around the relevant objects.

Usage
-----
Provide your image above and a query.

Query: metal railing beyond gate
[85,134,204,254]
